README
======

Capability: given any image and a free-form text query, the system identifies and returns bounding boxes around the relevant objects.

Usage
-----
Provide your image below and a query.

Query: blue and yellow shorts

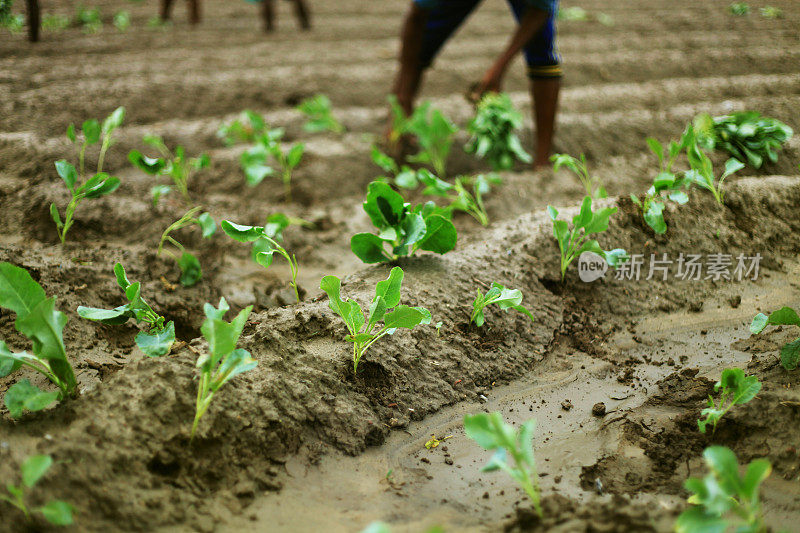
[413,0,561,79]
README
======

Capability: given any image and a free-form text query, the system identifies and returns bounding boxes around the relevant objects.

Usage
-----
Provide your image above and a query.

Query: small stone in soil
[561,400,573,411]
[444,457,453,465]
[592,402,606,417]
[420,457,430,464]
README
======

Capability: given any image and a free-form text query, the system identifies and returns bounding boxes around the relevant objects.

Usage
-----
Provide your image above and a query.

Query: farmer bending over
[391,0,561,168]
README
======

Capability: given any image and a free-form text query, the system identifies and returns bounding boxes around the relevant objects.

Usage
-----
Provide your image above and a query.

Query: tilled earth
[0,0,799,531]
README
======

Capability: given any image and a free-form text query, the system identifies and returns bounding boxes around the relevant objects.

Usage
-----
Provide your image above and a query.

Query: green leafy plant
[75,4,102,33]
[547,196,627,281]
[0,262,77,418]
[1,455,73,526]
[51,107,125,244]
[685,139,745,205]
[698,368,761,434]
[465,92,531,171]
[217,110,268,146]
[128,134,210,205]
[750,306,800,370]
[350,181,457,263]
[113,10,130,31]
[728,2,750,15]
[693,111,793,168]
[158,207,216,287]
[760,6,782,18]
[241,128,305,199]
[402,101,458,177]
[464,412,542,517]
[77,263,176,357]
[191,298,256,440]
[412,170,502,226]
[551,153,606,198]
[320,267,431,372]
[370,146,420,189]
[42,14,70,31]
[630,133,694,234]
[297,94,344,133]
[221,219,301,303]
[470,283,534,327]
[676,446,770,533]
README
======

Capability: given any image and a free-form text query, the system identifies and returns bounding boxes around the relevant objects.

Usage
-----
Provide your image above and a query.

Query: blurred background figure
[260,0,312,32]
[160,0,201,25]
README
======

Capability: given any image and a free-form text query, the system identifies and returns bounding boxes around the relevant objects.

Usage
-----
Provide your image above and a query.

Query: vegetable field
[1,0,799,531]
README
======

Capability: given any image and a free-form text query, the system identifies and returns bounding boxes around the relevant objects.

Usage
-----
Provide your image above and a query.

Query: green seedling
[387,94,413,147]
[1,12,24,32]
[42,14,70,31]
[698,368,761,434]
[297,94,344,133]
[51,107,125,244]
[320,267,431,372]
[191,298,256,440]
[728,2,750,15]
[685,139,745,205]
[241,128,305,199]
[551,153,606,199]
[465,92,531,171]
[217,110,268,146]
[221,219,301,303]
[470,283,534,327]
[1,455,73,526]
[750,306,800,370]
[77,263,176,357]
[464,412,542,517]
[75,4,102,33]
[404,101,458,178]
[129,134,210,205]
[158,207,216,287]
[547,196,627,281]
[693,111,793,168]
[370,146,420,189]
[0,262,77,417]
[414,170,502,226]
[113,10,130,31]
[630,132,694,234]
[676,446,770,533]
[350,181,457,263]
[760,6,782,18]
[558,6,589,21]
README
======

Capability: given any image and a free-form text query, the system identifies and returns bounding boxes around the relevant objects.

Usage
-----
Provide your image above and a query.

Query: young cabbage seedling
[1,455,73,526]
[750,306,800,370]
[547,196,627,281]
[676,446,770,533]
[51,107,125,244]
[370,146,420,190]
[191,298,256,440]
[75,4,102,33]
[685,136,745,206]
[404,101,458,178]
[158,207,216,287]
[697,368,761,434]
[415,170,502,226]
[464,412,542,517]
[465,92,531,171]
[77,263,176,357]
[471,283,535,327]
[297,94,345,134]
[128,134,210,205]
[350,181,457,263]
[0,262,78,417]
[217,110,269,146]
[320,267,431,372]
[551,153,606,199]
[241,128,305,200]
[113,10,130,31]
[221,219,301,303]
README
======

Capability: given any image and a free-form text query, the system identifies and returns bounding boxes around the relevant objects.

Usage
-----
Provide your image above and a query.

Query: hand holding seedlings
[51,107,125,244]
[465,92,531,171]
[78,263,176,357]
[693,111,793,168]
[1,455,74,526]
[0,262,77,417]
[697,368,761,434]
[320,266,431,372]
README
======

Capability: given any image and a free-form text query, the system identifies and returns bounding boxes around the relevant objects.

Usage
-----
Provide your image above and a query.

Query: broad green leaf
[740,459,771,502]
[50,204,63,228]
[82,119,101,144]
[221,220,264,243]
[750,313,769,334]
[197,212,216,238]
[286,143,305,168]
[255,251,275,268]
[177,252,202,287]
[82,174,120,199]
[135,321,175,357]
[646,137,664,162]
[102,106,125,134]
[54,160,77,191]
[573,196,593,229]
[766,306,800,327]
[367,296,387,332]
[212,348,257,390]
[674,505,727,533]
[703,446,741,496]
[464,412,502,450]
[22,454,53,488]
[604,248,629,268]
[351,233,388,264]
[0,262,47,320]
[4,379,59,418]
[374,266,404,309]
[129,150,166,174]
[363,182,405,229]
[199,304,252,371]
[38,500,74,526]
[66,124,76,143]
[114,263,130,290]
[16,298,75,392]
[383,305,427,329]
[77,305,132,325]
[0,340,26,377]
[584,206,617,234]
[417,215,457,254]
[371,146,398,174]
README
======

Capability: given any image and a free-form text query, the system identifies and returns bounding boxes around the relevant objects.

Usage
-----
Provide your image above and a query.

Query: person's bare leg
[531,77,560,168]
[293,0,311,30]
[161,0,174,21]
[26,0,40,42]
[188,0,201,25]
[262,0,275,32]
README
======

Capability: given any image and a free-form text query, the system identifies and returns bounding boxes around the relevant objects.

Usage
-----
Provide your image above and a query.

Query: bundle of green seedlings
[1,455,73,526]
[698,368,761,434]
[464,412,542,517]
[471,283,534,327]
[77,263,176,357]
[191,298,256,440]
[760,6,782,18]
[390,96,458,178]
[728,2,750,15]
[158,206,216,287]
[693,111,793,168]
[220,218,301,303]
[350,181,457,263]
[750,306,800,370]
[297,94,344,133]
[465,92,531,171]
[0,263,77,418]
[129,134,210,205]
[551,153,606,199]
[685,132,745,206]
[547,196,627,281]
[320,267,431,372]
[75,4,102,33]
[51,107,125,244]
[676,446,771,533]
